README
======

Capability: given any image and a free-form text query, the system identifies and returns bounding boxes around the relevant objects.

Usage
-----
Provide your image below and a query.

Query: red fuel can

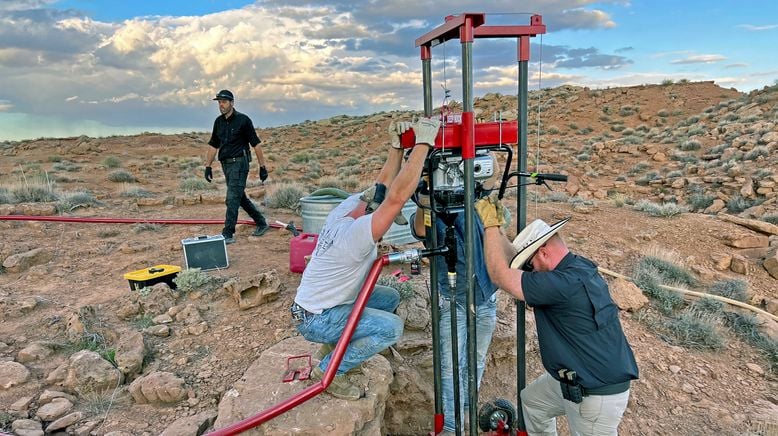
[289,233,318,273]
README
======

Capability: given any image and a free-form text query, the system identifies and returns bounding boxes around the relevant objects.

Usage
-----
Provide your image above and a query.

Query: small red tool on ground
[281,354,313,383]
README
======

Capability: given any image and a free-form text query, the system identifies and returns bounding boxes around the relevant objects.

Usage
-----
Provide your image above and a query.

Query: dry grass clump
[266,182,307,210]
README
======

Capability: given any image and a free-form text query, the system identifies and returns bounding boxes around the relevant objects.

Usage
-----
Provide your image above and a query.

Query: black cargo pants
[221,157,267,237]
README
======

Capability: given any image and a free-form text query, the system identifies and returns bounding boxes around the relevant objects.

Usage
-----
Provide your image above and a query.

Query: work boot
[252,223,269,237]
[311,366,362,401]
[223,235,235,245]
[313,343,334,361]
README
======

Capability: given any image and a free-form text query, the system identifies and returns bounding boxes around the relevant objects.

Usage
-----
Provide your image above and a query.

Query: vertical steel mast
[416,13,546,436]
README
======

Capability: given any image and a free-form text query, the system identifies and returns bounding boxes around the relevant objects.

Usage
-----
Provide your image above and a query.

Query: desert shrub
[723,312,778,373]
[709,279,748,302]
[622,135,645,145]
[544,191,569,203]
[11,173,59,203]
[179,177,210,192]
[687,126,706,136]
[173,268,213,293]
[102,156,122,168]
[762,214,778,225]
[132,223,162,233]
[317,176,359,192]
[132,314,154,330]
[338,165,363,177]
[610,124,626,132]
[98,230,120,238]
[608,192,630,207]
[266,183,306,210]
[290,151,313,163]
[576,153,591,161]
[657,109,669,117]
[107,169,136,183]
[744,146,769,160]
[57,190,100,212]
[618,105,636,117]
[687,193,715,211]
[709,143,729,154]
[303,161,322,180]
[343,157,360,166]
[633,256,687,314]
[64,331,116,366]
[661,79,674,86]
[0,187,13,204]
[548,125,560,134]
[638,252,697,287]
[666,170,683,178]
[664,310,723,350]
[679,139,701,151]
[77,385,116,417]
[51,160,81,173]
[635,172,659,186]
[689,297,724,315]
[121,186,154,198]
[725,194,756,213]
[47,155,63,162]
[377,274,415,301]
[633,199,687,217]
[628,162,650,175]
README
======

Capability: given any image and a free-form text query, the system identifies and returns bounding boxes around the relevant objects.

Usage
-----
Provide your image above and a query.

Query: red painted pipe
[0,215,299,231]
[207,255,390,435]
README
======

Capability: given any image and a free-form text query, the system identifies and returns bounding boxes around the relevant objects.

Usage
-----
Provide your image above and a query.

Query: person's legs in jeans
[439,294,497,432]
[297,285,402,374]
[221,160,247,237]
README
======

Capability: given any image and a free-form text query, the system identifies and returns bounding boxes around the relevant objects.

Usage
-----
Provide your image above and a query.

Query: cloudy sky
[0,0,775,141]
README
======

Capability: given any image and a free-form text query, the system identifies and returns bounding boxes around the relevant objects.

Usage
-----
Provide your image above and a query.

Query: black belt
[220,156,246,164]
[290,303,314,322]
[583,381,631,396]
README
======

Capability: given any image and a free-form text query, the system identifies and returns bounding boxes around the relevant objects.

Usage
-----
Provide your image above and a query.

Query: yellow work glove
[475,195,506,228]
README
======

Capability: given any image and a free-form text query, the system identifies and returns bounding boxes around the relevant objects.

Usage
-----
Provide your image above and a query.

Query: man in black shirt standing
[204,89,269,244]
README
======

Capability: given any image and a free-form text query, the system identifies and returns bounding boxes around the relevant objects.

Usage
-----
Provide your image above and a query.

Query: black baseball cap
[213,89,234,101]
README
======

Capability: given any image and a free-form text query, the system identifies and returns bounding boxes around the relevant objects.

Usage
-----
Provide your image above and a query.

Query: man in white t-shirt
[292,117,440,400]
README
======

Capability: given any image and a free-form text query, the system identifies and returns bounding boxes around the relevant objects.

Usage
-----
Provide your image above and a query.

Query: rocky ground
[0,81,777,435]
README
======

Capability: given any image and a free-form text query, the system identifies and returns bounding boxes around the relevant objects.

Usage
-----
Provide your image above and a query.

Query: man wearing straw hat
[474,196,638,436]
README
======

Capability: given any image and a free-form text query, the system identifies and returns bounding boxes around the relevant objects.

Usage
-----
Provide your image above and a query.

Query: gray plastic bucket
[299,194,417,245]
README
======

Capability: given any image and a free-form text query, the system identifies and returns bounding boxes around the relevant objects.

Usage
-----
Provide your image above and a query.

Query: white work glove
[412,117,441,147]
[388,121,413,149]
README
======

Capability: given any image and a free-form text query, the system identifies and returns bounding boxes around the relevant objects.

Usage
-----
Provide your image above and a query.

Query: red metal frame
[399,120,518,149]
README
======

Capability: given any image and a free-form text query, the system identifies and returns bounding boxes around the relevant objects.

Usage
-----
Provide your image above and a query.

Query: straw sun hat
[509,217,571,270]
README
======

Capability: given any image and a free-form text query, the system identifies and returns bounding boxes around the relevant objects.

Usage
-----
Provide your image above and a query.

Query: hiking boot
[311,366,362,401]
[313,343,334,361]
[252,223,269,237]
[223,235,236,244]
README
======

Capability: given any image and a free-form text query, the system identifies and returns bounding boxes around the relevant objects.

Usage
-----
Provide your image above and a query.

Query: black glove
[259,166,268,182]
[204,166,213,183]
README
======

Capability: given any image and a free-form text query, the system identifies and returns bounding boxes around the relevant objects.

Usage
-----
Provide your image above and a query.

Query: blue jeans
[296,285,403,375]
[221,158,266,237]
[440,293,497,432]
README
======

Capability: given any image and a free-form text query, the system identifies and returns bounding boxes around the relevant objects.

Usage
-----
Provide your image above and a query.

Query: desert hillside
[0,81,777,435]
